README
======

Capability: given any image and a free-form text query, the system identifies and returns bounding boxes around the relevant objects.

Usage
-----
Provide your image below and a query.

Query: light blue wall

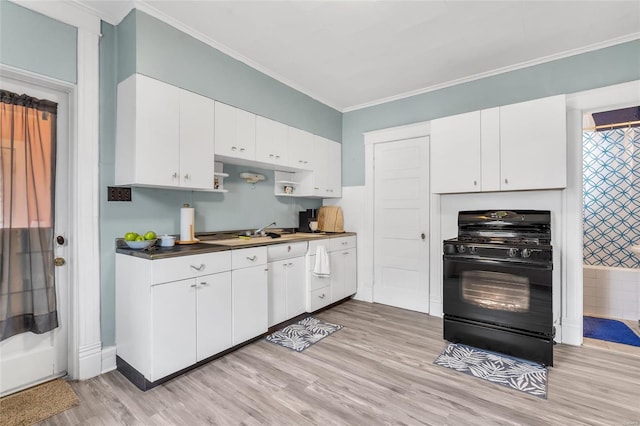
[0,1,76,83]
[342,40,640,186]
[99,10,337,346]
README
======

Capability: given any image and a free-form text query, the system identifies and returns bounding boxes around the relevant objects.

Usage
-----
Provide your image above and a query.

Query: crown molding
[68,0,135,26]
[343,32,640,113]
[10,0,101,34]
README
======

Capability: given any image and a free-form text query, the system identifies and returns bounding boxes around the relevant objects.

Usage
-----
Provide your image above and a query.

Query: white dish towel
[313,245,331,277]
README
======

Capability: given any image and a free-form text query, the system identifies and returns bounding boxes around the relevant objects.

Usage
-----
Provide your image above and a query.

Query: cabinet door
[116,74,180,187]
[326,140,342,198]
[196,272,232,361]
[150,279,196,381]
[430,111,481,194]
[232,266,268,345]
[286,256,307,318]
[312,136,329,196]
[499,95,567,191]
[256,116,288,166]
[214,102,256,161]
[268,260,288,327]
[179,90,215,189]
[331,248,357,302]
[287,127,314,170]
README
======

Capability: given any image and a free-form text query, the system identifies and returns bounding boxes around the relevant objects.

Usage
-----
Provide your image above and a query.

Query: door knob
[54,257,66,267]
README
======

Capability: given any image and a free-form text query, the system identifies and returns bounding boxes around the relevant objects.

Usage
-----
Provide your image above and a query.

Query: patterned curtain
[0,89,58,341]
[583,127,640,268]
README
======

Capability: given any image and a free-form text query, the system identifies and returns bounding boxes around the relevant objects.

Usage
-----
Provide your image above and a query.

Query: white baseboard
[429,300,443,318]
[560,319,582,346]
[101,345,117,374]
[354,287,373,303]
[78,342,102,380]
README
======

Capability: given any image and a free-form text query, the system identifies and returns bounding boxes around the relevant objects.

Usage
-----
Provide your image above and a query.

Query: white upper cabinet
[255,116,288,166]
[179,90,215,190]
[326,139,342,198]
[305,136,342,198]
[431,110,482,194]
[430,95,566,194]
[287,126,314,170]
[115,74,215,190]
[499,95,567,191]
[116,74,180,188]
[214,101,256,161]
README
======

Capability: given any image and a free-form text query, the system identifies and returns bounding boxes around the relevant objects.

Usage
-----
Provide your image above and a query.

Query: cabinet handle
[239,147,245,152]
[269,154,274,158]
[172,172,178,179]
[318,293,326,299]
[200,281,208,286]
[343,252,349,255]
[314,187,320,190]
[304,161,308,164]
[231,146,237,151]
[184,173,190,180]
[275,155,280,159]
[473,180,477,186]
[247,255,257,261]
[190,264,205,271]
[342,241,347,245]
[504,178,509,184]
[288,262,293,266]
[298,160,304,163]
[190,283,197,288]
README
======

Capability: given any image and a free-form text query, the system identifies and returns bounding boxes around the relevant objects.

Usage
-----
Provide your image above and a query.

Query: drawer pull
[190,284,197,288]
[247,255,257,261]
[318,293,326,299]
[190,264,205,271]
[200,281,208,286]
[342,241,348,245]
[343,252,349,255]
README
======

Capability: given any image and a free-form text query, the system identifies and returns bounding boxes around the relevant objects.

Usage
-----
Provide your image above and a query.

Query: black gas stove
[443,210,554,366]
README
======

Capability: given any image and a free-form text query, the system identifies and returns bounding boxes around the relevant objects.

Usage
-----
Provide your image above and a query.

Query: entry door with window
[373,137,430,312]
[0,80,68,396]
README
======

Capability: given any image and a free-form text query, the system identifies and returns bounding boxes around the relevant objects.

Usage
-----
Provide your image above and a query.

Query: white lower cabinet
[116,251,232,384]
[232,247,268,345]
[267,243,307,327]
[306,236,357,311]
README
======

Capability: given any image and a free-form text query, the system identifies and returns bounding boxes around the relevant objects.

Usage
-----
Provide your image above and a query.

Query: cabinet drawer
[330,236,356,251]
[152,251,231,284]
[309,286,331,312]
[232,246,267,269]
[267,241,308,261]
[308,239,333,255]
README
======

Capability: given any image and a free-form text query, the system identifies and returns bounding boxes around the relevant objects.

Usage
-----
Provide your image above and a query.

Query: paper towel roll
[180,204,194,241]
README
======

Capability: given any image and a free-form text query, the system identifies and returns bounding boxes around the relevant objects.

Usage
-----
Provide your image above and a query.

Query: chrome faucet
[255,221,276,236]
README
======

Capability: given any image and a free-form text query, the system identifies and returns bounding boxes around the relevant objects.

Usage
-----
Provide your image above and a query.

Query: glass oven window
[461,270,530,312]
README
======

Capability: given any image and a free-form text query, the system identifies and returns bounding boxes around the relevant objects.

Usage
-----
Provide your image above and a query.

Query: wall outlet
[108,186,132,202]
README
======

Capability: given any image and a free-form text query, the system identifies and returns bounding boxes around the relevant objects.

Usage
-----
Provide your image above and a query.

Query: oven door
[443,256,552,335]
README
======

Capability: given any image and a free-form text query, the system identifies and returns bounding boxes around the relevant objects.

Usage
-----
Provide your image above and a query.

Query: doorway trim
[564,79,640,345]
[0,1,103,380]
[363,122,430,305]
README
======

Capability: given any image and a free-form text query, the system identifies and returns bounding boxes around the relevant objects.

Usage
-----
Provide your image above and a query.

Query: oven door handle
[443,256,552,270]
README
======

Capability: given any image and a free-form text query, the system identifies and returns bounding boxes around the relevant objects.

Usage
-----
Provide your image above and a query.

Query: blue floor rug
[583,316,640,347]
[434,343,548,399]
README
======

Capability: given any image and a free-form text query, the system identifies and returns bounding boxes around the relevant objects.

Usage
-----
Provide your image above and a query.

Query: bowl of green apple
[123,231,157,249]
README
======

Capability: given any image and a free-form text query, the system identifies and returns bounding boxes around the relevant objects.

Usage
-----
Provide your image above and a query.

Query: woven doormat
[266,317,342,352]
[0,378,79,425]
[434,343,548,399]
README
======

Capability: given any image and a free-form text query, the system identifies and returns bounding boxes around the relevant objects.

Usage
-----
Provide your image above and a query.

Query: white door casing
[372,137,430,312]
[0,78,69,396]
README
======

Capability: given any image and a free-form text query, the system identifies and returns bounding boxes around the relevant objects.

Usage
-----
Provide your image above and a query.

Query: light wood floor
[44,300,640,425]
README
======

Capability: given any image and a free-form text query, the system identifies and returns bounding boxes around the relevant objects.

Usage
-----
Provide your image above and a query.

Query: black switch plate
[108,186,132,202]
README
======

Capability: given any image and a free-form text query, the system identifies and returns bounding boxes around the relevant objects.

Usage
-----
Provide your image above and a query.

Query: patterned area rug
[434,343,548,399]
[266,317,342,352]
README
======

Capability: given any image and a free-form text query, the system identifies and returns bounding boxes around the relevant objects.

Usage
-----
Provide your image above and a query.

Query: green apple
[124,232,138,241]
[135,235,145,241]
[144,231,157,240]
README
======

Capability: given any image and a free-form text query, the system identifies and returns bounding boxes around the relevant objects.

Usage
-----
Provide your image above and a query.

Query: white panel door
[373,137,429,312]
[0,79,69,397]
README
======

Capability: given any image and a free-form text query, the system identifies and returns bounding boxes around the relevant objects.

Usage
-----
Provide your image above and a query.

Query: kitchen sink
[200,232,326,247]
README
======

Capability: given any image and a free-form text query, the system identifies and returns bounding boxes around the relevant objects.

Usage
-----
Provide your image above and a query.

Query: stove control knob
[469,246,478,255]
[521,248,531,258]
[457,245,466,254]
[508,248,519,258]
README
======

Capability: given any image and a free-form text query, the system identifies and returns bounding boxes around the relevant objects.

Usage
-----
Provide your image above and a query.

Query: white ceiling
[73,1,640,112]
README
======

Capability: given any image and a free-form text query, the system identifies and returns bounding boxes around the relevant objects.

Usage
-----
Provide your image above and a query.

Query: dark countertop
[115,232,357,260]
